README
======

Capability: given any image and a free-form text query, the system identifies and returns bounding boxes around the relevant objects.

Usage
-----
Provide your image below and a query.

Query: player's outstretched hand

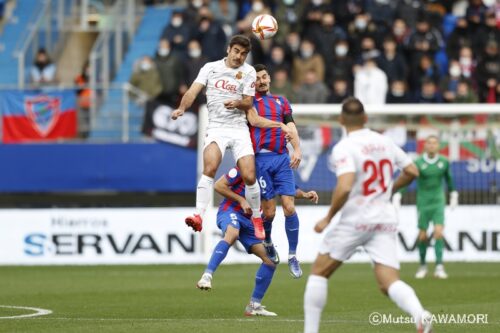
[223,99,240,109]
[449,191,459,210]
[171,109,185,120]
[314,217,330,233]
[304,191,319,204]
[240,199,252,215]
[290,148,302,169]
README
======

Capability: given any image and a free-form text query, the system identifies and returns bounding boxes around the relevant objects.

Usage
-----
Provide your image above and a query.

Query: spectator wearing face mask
[161,10,192,57]
[194,6,227,61]
[386,80,412,103]
[285,31,301,58]
[295,69,330,104]
[391,19,411,53]
[210,0,238,27]
[447,17,472,59]
[154,39,186,105]
[325,39,354,88]
[440,60,465,103]
[377,36,408,83]
[354,57,388,105]
[458,46,476,80]
[331,0,364,29]
[347,12,382,60]
[308,12,347,75]
[129,56,162,100]
[273,0,305,43]
[30,48,57,85]
[183,39,208,109]
[292,39,325,88]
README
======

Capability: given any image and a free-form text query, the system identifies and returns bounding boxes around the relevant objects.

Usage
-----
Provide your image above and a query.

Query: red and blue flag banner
[0,90,77,143]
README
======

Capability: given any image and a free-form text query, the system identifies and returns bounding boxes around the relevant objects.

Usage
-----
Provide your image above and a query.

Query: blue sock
[285,213,299,255]
[205,240,230,274]
[251,263,276,303]
[264,217,273,244]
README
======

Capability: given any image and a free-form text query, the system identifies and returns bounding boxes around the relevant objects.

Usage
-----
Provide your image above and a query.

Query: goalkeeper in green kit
[393,135,458,279]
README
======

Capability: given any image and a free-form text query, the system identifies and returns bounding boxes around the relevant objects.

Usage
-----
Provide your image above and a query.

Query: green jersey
[415,153,455,209]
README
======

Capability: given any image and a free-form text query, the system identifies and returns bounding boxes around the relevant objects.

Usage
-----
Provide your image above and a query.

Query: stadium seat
[90,7,173,141]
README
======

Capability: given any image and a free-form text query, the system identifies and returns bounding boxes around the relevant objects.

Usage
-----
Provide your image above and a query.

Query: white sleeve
[393,144,413,170]
[242,68,256,96]
[329,143,356,176]
[194,63,211,86]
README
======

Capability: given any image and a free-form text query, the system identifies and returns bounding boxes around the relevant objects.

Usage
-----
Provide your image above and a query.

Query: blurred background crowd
[127,0,500,108]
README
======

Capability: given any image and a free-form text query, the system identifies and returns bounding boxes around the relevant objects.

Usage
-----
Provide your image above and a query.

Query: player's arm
[295,188,319,204]
[214,175,251,214]
[392,163,419,194]
[224,94,254,110]
[246,107,292,137]
[171,82,204,120]
[286,119,301,169]
[315,172,355,233]
[445,160,459,209]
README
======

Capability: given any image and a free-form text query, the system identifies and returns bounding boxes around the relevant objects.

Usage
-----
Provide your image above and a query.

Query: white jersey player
[171,35,290,240]
[303,97,433,333]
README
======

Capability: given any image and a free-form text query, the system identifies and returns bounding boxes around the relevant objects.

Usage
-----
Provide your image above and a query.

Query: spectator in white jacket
[354,57,388,105]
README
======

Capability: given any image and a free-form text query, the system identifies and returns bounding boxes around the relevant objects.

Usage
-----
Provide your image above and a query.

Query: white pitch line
[0,305,52,319]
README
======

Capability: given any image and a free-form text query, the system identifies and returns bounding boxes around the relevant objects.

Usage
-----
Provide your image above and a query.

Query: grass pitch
[1,263,499,333]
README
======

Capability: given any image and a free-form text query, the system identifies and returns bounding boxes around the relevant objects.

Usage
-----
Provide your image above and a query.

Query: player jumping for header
[303,97,432,333]
[196,166,318,316]
[250,64,304,278]
[393,134,458,279]
[171,35,291,240]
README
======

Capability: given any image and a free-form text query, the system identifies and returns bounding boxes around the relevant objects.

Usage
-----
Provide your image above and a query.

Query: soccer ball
[251,14,278,40]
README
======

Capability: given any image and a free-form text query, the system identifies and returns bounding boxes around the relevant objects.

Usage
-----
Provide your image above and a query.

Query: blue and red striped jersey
[250,92,292,154]
[218,167,249,216]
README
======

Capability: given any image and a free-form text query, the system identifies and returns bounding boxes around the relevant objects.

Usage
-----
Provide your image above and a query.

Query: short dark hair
[229,35,251,51]
[341,97,365,126]
[253,64,267,73]
[341,97,364,115]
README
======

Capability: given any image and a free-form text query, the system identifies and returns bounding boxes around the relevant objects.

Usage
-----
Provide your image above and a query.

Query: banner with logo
[0,90,77,143]
[0,206,498,265]
[142,100,198,148]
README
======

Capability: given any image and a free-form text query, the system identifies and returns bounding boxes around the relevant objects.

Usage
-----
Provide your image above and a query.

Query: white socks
[388,280,425,325]
[245,181,261,218]
[195,174,214,217]
[304,275,328,333]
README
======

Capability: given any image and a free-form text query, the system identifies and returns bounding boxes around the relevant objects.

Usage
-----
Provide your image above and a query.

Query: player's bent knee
[283,205,296,217]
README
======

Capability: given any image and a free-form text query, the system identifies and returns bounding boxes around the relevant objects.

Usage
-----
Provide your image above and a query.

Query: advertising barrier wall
[0,206,498,265]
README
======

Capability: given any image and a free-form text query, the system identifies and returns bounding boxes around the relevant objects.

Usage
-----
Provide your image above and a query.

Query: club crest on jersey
[24,95,61,136]
[236,71,243,80]
[437,161,444,169]
[275,98,281,105]
[422,163,428,169]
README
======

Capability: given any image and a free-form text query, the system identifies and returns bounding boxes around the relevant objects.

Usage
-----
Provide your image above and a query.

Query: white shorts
[318,221,400,270]
[204,127,254,162]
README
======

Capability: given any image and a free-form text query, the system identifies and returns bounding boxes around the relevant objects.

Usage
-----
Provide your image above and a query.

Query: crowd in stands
[130,0,500,106]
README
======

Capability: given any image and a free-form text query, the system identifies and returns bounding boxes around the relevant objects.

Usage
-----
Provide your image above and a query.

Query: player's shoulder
[438,154,450,163]
[201,59,223,71]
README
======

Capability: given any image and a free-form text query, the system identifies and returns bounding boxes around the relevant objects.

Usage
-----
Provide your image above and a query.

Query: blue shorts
[216,210,261,253]
[256,152,296,201]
